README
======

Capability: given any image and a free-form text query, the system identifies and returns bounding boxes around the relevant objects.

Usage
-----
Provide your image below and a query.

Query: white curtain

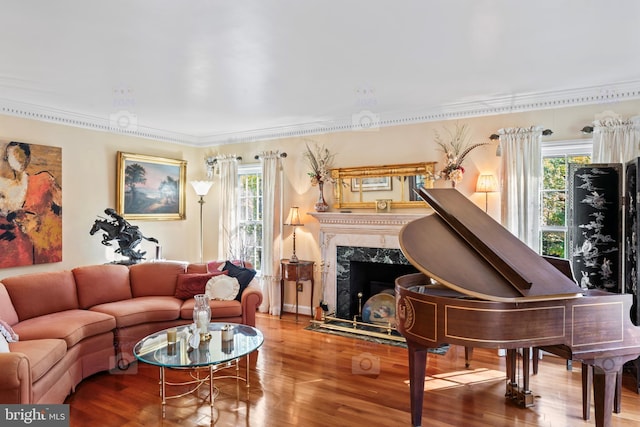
[591,116,640,163]
[217,155,239,259]
[499,126,543,251]
[257,151,283,315]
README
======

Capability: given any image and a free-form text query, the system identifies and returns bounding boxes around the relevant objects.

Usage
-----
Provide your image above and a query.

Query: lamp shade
[476,174,498,193]
[284,207,303,226]
[191,180,213,196]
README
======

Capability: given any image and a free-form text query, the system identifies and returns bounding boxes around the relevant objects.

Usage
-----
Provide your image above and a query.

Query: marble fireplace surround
[309,211,430,314]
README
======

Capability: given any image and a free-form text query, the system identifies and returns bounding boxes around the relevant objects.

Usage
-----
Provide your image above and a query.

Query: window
[237,165,263,272]
[540,140,592,257]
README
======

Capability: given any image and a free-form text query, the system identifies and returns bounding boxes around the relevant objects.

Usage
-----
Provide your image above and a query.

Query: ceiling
[1,1,640,146]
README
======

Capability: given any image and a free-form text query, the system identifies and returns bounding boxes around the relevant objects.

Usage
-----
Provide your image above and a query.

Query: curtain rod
[489,128,553,140]
[254,152,287,160]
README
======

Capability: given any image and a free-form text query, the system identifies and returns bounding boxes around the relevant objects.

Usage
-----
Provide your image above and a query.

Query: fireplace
[309,211,430,315]
[335,246,418,319]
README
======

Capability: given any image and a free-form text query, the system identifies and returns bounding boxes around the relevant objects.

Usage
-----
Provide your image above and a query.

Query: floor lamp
[284,207,304,263]
[191,180,213,263]
[476,174,498,212]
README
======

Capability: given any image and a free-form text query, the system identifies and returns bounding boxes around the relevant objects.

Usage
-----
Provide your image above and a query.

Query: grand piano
[395,188,640,427]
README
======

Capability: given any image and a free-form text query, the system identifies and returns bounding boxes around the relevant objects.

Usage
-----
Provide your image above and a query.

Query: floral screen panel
[0,141,62,268]
[625,159,640,326]
[567,163,622,293]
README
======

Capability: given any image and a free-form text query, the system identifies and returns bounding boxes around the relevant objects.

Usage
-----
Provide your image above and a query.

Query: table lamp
[284,206,304,263]
[476,174,498,212]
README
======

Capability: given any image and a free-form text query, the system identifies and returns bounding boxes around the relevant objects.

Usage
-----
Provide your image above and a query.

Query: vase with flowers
[435,123,489,187]
[304,142,335,212]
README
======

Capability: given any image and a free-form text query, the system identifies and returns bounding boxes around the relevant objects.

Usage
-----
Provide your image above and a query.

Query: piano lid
[399,188,583,302]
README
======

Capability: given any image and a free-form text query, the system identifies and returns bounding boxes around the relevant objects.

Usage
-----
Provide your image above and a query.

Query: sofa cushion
[73,264,132,308]
[174,271,227,299]
[11,309,116,348]
[9,339,67,383]
[221,261,257,301]
[129,261,187,297]
[2,271,79,321]
[0,283,19,325]
[180,298,242,320]
[90,296,182,328]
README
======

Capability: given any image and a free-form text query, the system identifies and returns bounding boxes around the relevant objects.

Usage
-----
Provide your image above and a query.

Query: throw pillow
[222,261,257,301]
[205,275,240,301]
[0,333,8,353]
[0,319,18,342]
[174,271,227,299]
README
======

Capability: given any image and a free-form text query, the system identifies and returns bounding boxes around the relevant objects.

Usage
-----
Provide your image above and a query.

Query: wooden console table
[280,259,314,321]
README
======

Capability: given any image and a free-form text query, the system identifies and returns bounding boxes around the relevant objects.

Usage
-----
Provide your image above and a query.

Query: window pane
[237,169,263,273]
[543,157,566,190]
[542,231,565,258]
[541,191,565,226]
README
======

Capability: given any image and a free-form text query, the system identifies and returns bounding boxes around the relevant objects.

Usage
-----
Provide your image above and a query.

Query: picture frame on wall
[116,152,187,220]
[350,176,392,192]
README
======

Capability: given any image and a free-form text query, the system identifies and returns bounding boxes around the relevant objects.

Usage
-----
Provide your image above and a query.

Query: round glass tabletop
[133,322,264,368]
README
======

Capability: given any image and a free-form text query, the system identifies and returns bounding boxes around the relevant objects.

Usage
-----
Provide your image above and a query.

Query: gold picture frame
[116,152,187,220]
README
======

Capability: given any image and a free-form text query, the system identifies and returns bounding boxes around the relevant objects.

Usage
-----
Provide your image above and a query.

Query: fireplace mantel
[309,211,431,313]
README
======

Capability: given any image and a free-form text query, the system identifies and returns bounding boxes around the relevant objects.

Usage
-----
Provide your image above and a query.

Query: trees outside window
[540,141,591,258]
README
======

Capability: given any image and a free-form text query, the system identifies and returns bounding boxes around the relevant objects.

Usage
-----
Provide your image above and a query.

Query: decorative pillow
[0,334,8,353]
[0,319,18,342]
[205,275,240,301]
[174,271,227,299]
[222,261,257,301]
[207,259,251,273]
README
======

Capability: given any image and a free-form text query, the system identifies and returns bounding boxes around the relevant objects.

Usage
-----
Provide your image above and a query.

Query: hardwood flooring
[66,313,640,426]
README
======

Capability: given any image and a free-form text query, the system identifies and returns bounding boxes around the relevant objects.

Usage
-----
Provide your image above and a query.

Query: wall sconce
[476,174,498,212]
[191,180,213,263]
[284,207,304,263]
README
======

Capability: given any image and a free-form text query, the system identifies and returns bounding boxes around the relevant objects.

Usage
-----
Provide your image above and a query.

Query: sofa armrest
[240,287,263,327]
[0,352,31,404]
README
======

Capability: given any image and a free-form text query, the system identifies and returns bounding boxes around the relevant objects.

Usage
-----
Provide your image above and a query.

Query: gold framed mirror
[330,162,436,209]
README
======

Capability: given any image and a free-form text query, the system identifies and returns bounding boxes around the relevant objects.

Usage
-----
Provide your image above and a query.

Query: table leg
[279,278,284,318]
[295,281,299,322]
[209,364,214,406]
[245,354,250,387]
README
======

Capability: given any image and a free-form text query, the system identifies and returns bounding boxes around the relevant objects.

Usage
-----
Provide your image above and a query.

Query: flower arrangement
[304,142,335,185]
[434,123,489,184]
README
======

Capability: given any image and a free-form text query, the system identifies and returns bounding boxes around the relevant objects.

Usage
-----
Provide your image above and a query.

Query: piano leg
[505,349,518,400]
[582,363,592,421]
[591,358,625,427]
[520,348,534,407]
[407,344,428,427]
[464,346,473,368]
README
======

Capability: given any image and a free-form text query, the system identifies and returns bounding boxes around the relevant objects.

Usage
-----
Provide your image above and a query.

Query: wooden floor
[66,313,640,427]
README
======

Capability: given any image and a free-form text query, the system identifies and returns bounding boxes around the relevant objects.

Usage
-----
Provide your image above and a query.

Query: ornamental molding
[2,80,640,146]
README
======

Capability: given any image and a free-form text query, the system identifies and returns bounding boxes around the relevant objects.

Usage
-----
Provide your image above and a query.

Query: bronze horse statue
[90,208,159,264]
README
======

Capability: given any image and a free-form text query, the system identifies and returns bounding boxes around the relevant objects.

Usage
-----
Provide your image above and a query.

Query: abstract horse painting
[0,140,62,268]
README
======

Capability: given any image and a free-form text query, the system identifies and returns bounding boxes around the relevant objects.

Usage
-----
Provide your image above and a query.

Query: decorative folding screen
[625,159,640,326]
[567,163,622,293]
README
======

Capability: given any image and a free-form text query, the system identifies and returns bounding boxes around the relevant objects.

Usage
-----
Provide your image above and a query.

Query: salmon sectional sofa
[0,261,262,404]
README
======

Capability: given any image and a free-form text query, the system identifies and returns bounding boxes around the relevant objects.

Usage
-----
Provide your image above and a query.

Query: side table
[280,259,314,321]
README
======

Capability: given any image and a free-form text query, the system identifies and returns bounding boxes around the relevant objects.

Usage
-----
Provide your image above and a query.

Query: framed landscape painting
[116,152,186,220]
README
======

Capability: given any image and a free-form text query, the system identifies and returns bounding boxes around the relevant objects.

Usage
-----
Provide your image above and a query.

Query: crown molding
[2,80,640,147]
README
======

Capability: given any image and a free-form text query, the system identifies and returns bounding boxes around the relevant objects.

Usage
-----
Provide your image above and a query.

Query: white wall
[1,100,639,308]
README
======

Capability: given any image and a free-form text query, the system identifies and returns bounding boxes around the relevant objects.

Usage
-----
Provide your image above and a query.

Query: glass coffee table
[133,322,264,410]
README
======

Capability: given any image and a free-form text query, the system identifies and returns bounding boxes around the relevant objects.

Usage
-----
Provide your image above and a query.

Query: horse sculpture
[90,208,159,264]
